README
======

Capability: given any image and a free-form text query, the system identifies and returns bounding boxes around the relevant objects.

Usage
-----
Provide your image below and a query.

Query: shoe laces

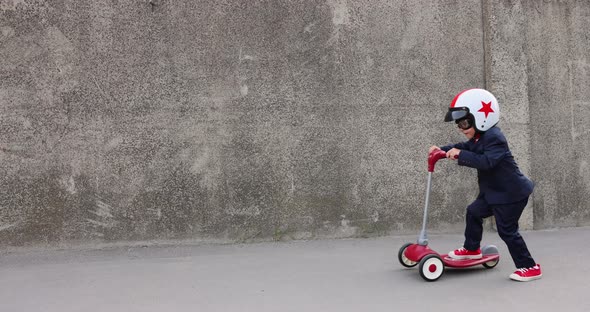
[516,265,539,274]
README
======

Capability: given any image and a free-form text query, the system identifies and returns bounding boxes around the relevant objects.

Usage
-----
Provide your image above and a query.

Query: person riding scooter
[429,88,542,282]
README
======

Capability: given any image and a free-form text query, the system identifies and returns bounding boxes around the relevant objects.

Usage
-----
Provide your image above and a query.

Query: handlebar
[428,150,449,172]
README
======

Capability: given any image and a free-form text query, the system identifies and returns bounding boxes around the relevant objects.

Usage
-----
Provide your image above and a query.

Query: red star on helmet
[478,101,494,118]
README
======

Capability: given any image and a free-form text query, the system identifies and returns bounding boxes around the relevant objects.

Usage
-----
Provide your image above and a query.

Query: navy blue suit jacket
[441,126,534,205]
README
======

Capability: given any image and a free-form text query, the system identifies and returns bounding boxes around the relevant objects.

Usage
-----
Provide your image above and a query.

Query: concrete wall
[521,0,590,228]
[0,0,588,247]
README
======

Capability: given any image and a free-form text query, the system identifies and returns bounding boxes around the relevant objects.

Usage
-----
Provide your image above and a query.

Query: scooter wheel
[419,254,444,282]
[481,245,499,269]
[398,243,417,268]
[483,258,499,269]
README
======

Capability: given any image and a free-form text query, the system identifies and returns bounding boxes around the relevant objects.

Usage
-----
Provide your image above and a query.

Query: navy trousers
[463,196,536,268]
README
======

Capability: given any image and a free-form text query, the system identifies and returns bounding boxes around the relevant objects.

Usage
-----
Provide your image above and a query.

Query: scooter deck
[441,254,499,268]
[404,243,499,268]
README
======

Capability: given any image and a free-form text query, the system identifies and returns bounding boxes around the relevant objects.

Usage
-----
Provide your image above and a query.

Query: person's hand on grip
[429,146,441,154]
[446,148,461,160]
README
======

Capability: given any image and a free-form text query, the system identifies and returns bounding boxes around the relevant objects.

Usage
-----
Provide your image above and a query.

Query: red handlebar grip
[428,150,447,172]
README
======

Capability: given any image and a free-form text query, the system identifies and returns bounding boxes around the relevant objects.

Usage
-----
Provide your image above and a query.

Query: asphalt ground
[1,226,589,312]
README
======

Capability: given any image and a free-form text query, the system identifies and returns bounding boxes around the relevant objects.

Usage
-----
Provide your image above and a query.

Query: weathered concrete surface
[1,227,589,311]
[521,0,590,228]
[0,0,589,247]
[484,0,590,229]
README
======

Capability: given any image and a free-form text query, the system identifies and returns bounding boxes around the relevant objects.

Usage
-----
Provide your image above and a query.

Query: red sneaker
[510,264,542,282]
[448,247,482,260]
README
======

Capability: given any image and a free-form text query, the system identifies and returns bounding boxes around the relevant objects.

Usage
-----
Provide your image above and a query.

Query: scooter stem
[419,150,448,245]
[418,172,433,245]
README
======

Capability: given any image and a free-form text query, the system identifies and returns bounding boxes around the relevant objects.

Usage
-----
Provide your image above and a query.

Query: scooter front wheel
[419,254,444,282]
[398,243,418,268]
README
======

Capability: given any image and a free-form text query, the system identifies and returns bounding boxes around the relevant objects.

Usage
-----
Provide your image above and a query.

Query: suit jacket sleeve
[457,131,507,170]
[440,141,470,152]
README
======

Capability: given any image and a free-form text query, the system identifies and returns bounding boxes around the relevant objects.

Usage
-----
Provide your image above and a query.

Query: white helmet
[444,88,500,132]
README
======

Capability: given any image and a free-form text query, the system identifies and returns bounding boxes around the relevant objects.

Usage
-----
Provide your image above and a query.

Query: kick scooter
[397,150,500,282]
